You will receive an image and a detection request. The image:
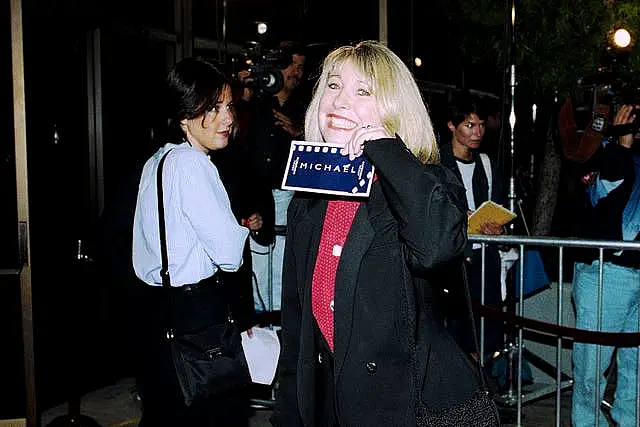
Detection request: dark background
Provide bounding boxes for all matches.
[1,0,512,420]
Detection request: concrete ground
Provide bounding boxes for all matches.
[40,376,586,427]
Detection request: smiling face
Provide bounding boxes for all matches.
[448,113,485,158]
[181,84,234,154]
[318,62,382,147]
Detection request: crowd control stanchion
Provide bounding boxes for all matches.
[45,241,102,427]
[267,237,274,314]
[251,225,288,411]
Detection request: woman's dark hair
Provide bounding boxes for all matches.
[162,57,231,141]
[447,91,488,128]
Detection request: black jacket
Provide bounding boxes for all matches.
[273,137,485,427]
[439,142,505,211]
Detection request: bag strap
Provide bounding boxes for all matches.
[157,149,173,289]
[156,149,175,332]
[155,148,233,332]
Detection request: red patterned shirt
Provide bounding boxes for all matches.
[311,200,361,351]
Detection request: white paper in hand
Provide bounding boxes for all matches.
[240,327,280,385]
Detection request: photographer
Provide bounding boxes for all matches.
[571,103,640,427]
[234,41,307,313]
[236,41,306,187]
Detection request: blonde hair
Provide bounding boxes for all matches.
[304,40,439,164]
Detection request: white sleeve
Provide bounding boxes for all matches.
[176,152,249,272]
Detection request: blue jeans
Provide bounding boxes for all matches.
[251,189,294,311]
[572,261,640,427]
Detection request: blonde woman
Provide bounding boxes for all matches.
[274,41,491,426]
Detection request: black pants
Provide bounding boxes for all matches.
[136,275,250,427]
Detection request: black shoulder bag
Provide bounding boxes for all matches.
[414,265,501,426]
[156,150,250,407]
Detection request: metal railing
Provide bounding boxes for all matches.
[251,230,640,425]
[470,234,640,427]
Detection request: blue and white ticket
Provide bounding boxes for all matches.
[281,141,375,197]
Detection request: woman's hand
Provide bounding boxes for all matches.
[480,220,504,235]
[341,124,392,161]
[242,213,264,231]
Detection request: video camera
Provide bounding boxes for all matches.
[237,44,286,95]
[589,85,640,139]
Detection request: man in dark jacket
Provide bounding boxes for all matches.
[235,41,307,312]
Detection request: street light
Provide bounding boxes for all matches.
[257,22,268,35]
[600,27,633,75]
[613,28,631,48]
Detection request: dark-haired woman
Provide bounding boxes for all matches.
[132,57,250,426]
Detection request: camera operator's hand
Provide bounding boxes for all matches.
[273,110,303,138]
[237,70,254,102]
[614,104,639,148]
[237,70,253,84]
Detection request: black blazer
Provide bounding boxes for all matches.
[274,138,486,427]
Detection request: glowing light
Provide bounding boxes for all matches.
[257,22,268,35]
[613,28,631,48]
[532,104,537,124]
[414,57,422,67]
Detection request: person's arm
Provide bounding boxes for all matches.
[599,105,638,181]
[584,105,638,210]
[176,151,249,272]
[273,109,304,138]
[363,137,468,272]
[272,199,304,427]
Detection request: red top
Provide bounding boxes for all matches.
[311,199,361,351]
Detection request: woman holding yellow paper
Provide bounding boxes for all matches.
[439,94,507,363]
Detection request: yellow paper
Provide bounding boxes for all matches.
[468,201,517,234]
